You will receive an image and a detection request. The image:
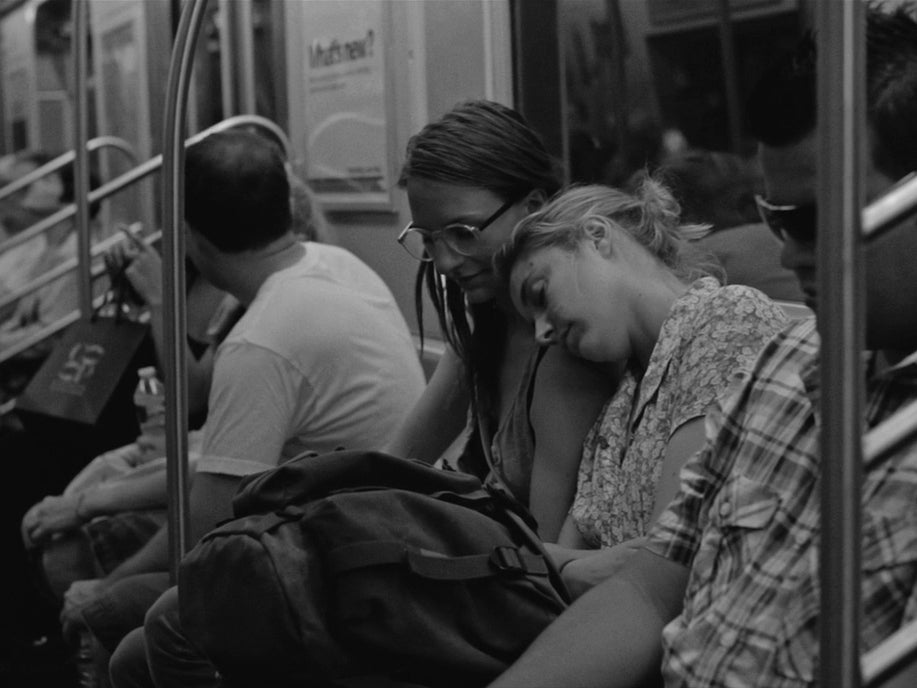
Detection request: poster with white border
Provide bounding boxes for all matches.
[301,0,392,209]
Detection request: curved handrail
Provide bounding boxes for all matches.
[204,114,294,161]
[160,0,208,577]
[0,136,138,202]
[0,115,293,258]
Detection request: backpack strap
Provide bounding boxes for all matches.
[327,541,551,581]
[474,345,571,605]
[499,503,572,604]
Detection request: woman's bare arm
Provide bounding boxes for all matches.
[384,346,469,463]
[527,348,616,541]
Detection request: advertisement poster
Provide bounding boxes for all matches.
[301,0,391,208]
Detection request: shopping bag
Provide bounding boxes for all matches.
[15,265,155,460]
[16,315,151,427]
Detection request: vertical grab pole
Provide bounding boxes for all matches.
[716,0,742,154]
[161,0,209,581]
[72,0,92,318]
[817,2,865,687]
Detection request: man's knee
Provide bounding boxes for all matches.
[144,585,179,650]
[110,626,154,688]
[144,586,221,688]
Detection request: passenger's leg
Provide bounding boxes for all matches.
[40,529,102,599]
[109,627,154,688]
[80,572,171,655]
[144,586,221,688]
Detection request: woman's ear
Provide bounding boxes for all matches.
[583,218,615,257]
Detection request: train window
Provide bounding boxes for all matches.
[559,0,805,187]
[647,12,801,156]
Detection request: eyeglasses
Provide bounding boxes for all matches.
[755,194,816,245]
[397,199,516,262]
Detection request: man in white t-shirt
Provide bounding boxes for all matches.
[62,130,425,663]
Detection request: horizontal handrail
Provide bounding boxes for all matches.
[0,310,80,366]
[862,618,917,686]
[0,116,292,257]
[863,172,917,239]
[864,397,917,469]
[0,228,160,313]
[0,232,158,366]
[0,136,138,202]
[849,171,917,688]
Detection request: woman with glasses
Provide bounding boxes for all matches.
[496,182,788,595]
[387,100,617,542]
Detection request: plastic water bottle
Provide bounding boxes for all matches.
[76,629,99,688]
[133,366,165,433]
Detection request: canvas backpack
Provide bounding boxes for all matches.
[178,449,570,688]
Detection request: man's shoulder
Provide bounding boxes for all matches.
[224,243,408,354]
[759,317,819,366]
[733,316,819,403]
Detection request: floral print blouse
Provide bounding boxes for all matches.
[570,277,789,548]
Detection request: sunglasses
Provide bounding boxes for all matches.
[755,194,817,245]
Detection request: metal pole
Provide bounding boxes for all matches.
[817,2,865,686]
[72,0,92,318]
[717,0,743,154]
[235,0,257,115]
[161,0,210,582]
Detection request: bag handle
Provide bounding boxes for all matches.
[94,244,146,323]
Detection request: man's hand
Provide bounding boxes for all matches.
[135,425,166,456]
[60,578,106,644]
[105,230,163,307]
[21,494,85,547]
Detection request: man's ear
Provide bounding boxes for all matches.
[524,189,548,213]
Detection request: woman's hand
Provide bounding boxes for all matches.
[552,537,648,600]
[21,494,86,547]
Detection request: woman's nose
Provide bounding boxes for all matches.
[534,314,555,345]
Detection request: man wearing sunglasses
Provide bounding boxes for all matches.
[489,5,917,688]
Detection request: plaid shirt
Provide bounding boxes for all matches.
[646,317,917,687]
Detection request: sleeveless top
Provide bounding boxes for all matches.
[479,346,547,506]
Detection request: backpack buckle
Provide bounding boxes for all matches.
[490,546,525,574]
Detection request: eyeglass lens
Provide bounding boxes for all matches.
[401,224,480,260]
[758,201,817,244]
[399,198,515,261]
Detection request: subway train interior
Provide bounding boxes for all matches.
[1,0,917,686]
